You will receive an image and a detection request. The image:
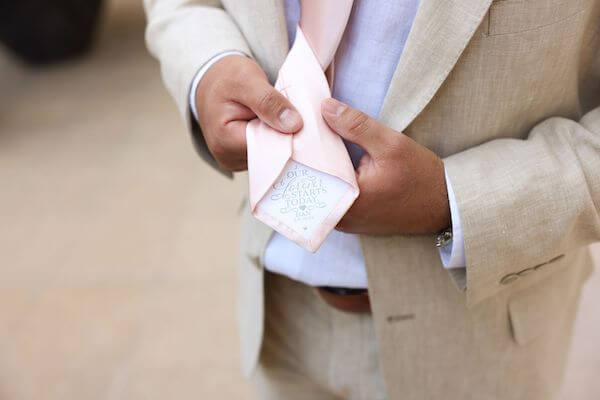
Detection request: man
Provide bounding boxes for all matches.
[144,0,600,398]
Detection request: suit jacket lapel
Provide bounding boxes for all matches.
[379,0,493,132]
[241,0,492,130]
[235,0,288,80]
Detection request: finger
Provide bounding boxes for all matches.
[221,101,256,122]
[210,120,248,171]
[224,120,248,157]
[321,98,390,159]
[235,80,303,133]
[336,208,364,234]
[335,190,364,233]
[355,153,373,178]
[336,210,355,232]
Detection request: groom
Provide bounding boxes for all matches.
[144,0,600,398]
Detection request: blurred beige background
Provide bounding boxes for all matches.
[0,0,598,399]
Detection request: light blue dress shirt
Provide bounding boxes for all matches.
[191,0,466,288]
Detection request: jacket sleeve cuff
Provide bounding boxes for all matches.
[438,169,466,269]
[189,50,249,122]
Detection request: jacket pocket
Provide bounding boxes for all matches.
[488,0,590,36]
[507,257,587,346]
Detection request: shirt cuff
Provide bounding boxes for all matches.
[189,50,248,122]
[439,169,466,269]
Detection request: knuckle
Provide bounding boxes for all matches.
[208,127,246,170]
[209,139,227,160]
[215,115,229,129]
[218,161,237,172]
[345,110,371,138]
[385,134,410,161]
[207,130,230,158]
[374,136,401,163]
[218,157,246,172]
[229,162,247,172]
[215,158,230,171]
[227,76,245,94]
[212,72,245,101]
[208,75,231,98]
[387,132,405,151]
[257,89,284,116]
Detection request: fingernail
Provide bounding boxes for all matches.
[322,98,346,118]
[279,108,302,130]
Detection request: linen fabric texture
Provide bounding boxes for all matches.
[144,0,600,398]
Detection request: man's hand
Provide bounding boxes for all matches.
[321,98,451,235]
[195,55,303,171]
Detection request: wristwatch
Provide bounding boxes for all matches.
[435,226,453,248]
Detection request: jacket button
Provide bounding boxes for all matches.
[500,273,519,285]
[517,267,535,277]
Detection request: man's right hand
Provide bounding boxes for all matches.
[195,55,303,172]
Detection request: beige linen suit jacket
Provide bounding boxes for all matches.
[144,0,600,398]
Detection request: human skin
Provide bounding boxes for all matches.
[196,57,450,234]
[320,98,450,234]
[195,55,303,172]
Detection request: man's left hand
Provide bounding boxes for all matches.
[321,98,451,235]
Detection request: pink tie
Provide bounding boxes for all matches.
[246,0,358,252]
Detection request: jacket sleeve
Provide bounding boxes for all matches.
[444,105,600,307]
[143,0,251,173]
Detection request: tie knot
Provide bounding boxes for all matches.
[299,0,354,70]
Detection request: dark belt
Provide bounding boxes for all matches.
[317,286,371,313]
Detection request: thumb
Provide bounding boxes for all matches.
[241,80,304,133]
[321,98,391,158]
